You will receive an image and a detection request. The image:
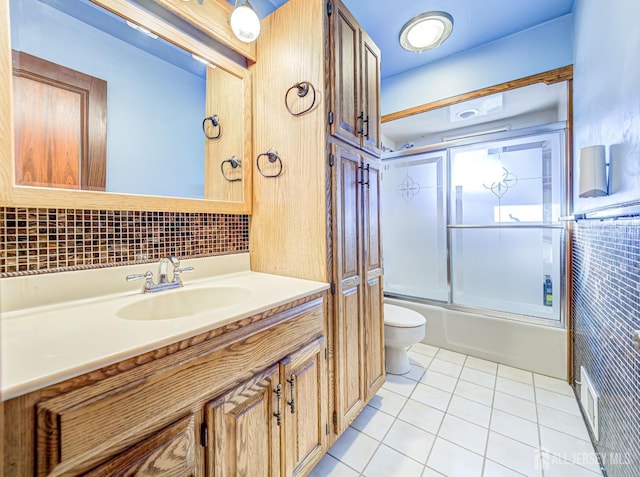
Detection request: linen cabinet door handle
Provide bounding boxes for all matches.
[361,164,370,188]
[273,384,283,426]
[287,375,296,414]
[357,112,364,136]
[358,164,368,186]
[363,115,370,139]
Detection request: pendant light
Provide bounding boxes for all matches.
[230,0,261,43]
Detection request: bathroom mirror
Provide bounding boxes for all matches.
[1,0,251,213]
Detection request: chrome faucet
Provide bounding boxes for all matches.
[158,256,178,284]
[126,255,194,293]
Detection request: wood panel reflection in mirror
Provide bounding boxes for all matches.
[1,0,252,213]
[12,50,107,191]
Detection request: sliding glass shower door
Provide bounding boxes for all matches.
[449,132,563,321]
[381,128,566,324]
[381,151,448,301]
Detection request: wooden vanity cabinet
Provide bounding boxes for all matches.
[206,365,282,477]
[281,337,328,477]
[205,337,327,477]
[3,294,328,477]
[330,0,381,157]
[84,414,199,476]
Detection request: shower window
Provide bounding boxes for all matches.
[381,128,566,323]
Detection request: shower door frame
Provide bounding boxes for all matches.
[382,121,570,329]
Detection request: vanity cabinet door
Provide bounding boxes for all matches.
[330,1,361,150]
[332,144,366,435]
[360,32,381,157]
[282,337,328,477]
[84,414,198,477]
[331,144,385,433]
[362,158,385,400]
[329,0,381,157]
[204,365,282,477]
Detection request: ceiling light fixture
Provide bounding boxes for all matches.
[399,11,454,52]
[230,0,261,43]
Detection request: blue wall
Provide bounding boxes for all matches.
[571,4,640,474]
[381,14,574,116]
[11,0,206,198]
[572,0,640,211]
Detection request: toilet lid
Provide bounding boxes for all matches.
[384,304,426,328]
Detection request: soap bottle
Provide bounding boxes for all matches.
[543,275,553,307]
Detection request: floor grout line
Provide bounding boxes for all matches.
[319,344,602,477]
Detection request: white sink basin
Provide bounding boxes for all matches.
[117,286,252,321]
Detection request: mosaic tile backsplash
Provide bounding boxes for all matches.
[0,207,249,276]
[572,217,640,477]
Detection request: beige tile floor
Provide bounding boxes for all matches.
[310,344,604,477]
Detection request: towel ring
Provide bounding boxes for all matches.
[285,81,317,116]
[202,114,221,139]
[257,149,283,178]
[221,156,242,182]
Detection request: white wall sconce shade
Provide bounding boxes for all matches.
[579,145,608,197]
[230,0,261,43]
[399,11,454,52]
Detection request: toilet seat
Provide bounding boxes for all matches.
[384,304,425,327]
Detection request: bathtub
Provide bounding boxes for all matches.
[385,298,568,380]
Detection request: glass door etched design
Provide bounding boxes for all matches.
[381,151,448,301]
[449,132,564,321]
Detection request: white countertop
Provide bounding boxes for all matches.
[1,254,328,400]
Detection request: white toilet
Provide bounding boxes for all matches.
[384,303,426,375]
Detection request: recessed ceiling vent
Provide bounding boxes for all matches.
[450,93,503,122]
[456,108,479,120]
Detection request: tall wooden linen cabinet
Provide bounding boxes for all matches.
[250,0,385,455]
